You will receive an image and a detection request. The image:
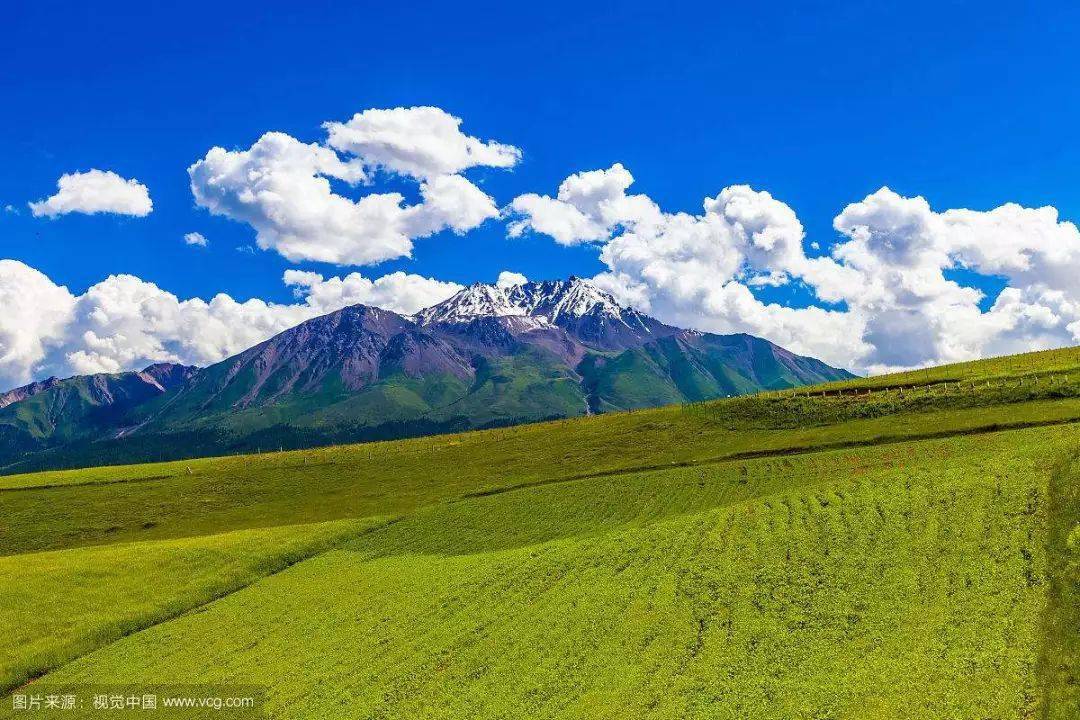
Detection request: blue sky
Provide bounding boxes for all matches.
[3,0,1080,385]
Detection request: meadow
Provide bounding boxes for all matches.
[2,346,1078,718]
[0,518,384,693]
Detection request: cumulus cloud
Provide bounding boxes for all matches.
[507,163,657,245]
[324,106,521,180]
[183,232,208,247]
[282,269,461,316]
[827,187,1080,372]
[0,260,462,389]
[509,165,863,366]
[0,261,77,387]
[403,173,499,237]
[189,107,519,266]
[29,170,152,218]
[511,166,1080,373]
[189,132,396,265]
[496,271,528,288]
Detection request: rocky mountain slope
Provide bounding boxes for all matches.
[0,278,853,472]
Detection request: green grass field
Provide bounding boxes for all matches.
[2,347,1079,718]
[0,518,385,693]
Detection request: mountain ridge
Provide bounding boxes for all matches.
[0,278,854,472]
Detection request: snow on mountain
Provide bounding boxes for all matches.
[417,276,646,329]
[416,282,529,324]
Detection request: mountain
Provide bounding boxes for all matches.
[417,277,674,351]
[0,376,63,409]
[0,364,197,465]
[580,331,852,412]
[0,278,853,472]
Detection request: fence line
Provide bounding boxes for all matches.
[736,371,1076,402]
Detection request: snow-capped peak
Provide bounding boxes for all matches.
[416,282,528,325]
[510,277,625,322]
[417,277,630,326]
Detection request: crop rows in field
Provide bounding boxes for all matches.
[0,518,385,694]
[25,426,1074,719]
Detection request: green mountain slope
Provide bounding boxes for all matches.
[582,332,844,411]
[0,365,194,462]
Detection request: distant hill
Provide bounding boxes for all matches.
[0,277,852,472]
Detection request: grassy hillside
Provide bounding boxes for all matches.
[1,346,1079,718]
[0,518,383,693]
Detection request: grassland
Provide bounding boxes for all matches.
[2,346,1079,718]
[0,518,384,693]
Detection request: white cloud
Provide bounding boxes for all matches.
[189,131,399,265]
[0,261,77,388]
[827,187,1080,372]
[323,106,521,180]
[509,165,863,366]
[507,163,659,245]
[29,170,152,218]
[512,167,1080,373]
[183,232,208,247]
[507,193,607,245]
[496,271,528,288]
[189,107,518,266]
[402,173,499,237]
[0,260,462,389]
[282,269,462,316]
